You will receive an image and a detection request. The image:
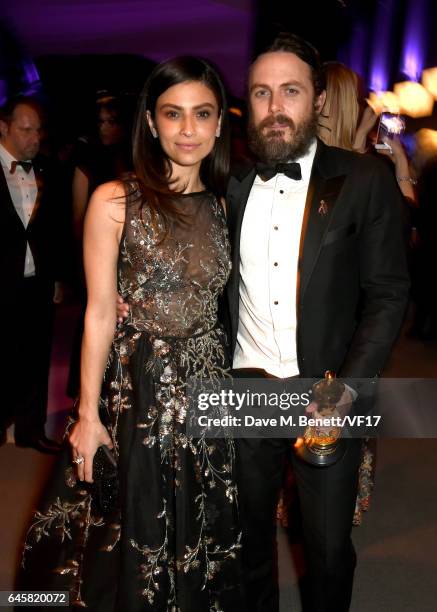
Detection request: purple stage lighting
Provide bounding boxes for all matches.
[0,80,7,106]
[22,59,40,88]
[338,21,368,79]
[2,0,253,97]
[401,0,429,81]
[369,0,396,92]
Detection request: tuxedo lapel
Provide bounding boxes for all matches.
[226,166,257,349]
[0,166,25,230]
[28,164,44,227]
[297,142,346,311]
[0,160,44,231]
[227,168,257,268]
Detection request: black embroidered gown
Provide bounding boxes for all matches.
[19,191,242,611]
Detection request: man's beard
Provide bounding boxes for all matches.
[247,108,318,163]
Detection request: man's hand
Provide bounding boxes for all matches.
[116,294,130,323]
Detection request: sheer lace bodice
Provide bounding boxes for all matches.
[118,191,231,338]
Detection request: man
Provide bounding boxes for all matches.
[225,33,409,611]
[0,96,64,453]
[116,33,409,611]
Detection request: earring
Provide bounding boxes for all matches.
[216,129,221,138]
[151,128,158,139]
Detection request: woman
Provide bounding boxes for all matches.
[19,58,242,611]
[317,61,360,150]
[72,94,134,246]
[67,94,135,398]
[318,62,417,202]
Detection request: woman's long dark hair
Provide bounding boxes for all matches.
[128,56,230,225]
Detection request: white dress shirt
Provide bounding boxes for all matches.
[0,142,37,277]
[233,139,317,377]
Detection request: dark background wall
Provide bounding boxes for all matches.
[1,0,436,140]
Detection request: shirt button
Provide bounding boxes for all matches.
[274,262,278,267]
[279,189,284,194]
[274,225,278,231]
[274,300,278,305]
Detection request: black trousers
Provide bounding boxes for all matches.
[2,276,54,441]
[233,370,362,612]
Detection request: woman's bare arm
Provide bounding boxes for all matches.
[69,180,125,482]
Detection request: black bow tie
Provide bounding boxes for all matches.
[256,161,302,182]
[10,160,33,174]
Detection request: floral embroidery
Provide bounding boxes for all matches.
[21,191,241,610]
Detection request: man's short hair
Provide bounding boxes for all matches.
[260,32,326,97]
[0,95,44,125]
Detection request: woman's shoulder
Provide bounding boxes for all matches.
[92,179,126,201]
[88,180,126,225]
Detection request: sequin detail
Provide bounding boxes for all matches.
[21,190,241,610]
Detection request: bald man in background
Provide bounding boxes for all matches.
[0,96,65,453]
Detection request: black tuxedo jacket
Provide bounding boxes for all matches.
[225,140,410,379]
[0,154,65,292]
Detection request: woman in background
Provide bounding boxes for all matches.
[72,94,134,245]
[67,95,136,398]
[319,61,417,202]
[317,61,360,150]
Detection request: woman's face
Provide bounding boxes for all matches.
[148,81,221,173]
[98,109,124,145]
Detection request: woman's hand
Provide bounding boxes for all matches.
[69,415,113,482]
[353,106,379,152]
[377,136,407,168]
[377,137,417,204]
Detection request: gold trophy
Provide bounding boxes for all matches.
[294,371,347,466]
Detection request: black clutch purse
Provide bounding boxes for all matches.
[90,445,119,515]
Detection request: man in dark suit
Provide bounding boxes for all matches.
[0,96,63,453]
[226,34,409,611]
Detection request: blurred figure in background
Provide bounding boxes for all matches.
[0,96,65,453]
[317,61,360,150]
[72,94,135,265]
[68,94,135,397]
[318,61,417,204]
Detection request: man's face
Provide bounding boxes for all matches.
[0,104,42,160]
[248,51,326,162]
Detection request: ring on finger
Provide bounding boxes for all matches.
[73,455,85,465]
